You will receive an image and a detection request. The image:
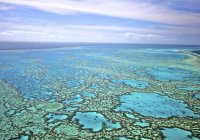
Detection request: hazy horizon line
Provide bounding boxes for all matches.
[0,41,200,46]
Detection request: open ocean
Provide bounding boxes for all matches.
[0,42,200,140]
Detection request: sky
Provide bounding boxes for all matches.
[0,0,200,44]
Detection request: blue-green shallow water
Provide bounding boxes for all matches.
[115,92,199,118]
[0,43,200,139]
[194,94,200,100]
[72,112,121,132]
[161,127,199,140]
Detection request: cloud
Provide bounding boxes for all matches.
[0,4,14,11]
[0,0,199,25]
[123,32,161,40]
[0,21,199,44]
[1,21,199,36]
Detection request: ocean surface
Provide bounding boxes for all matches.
[0,42,200,140]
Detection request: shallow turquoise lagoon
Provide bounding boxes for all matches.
[194,94,200,100]
[19,135,29,140]
[146,67,198,82]
[64,94,83,104]
[79,91,96,97]
[117,136,132,140]
[161,127,199,140]
[0,43,200,139]
[112,79,149,89]
[72,112,121,132]
[133,120,149,127]
[178,87,200,91]
[115,92,198,118]
[47,113,67,123]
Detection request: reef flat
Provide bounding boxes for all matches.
[0,44,200,139]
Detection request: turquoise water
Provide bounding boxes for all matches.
[161,127,199,140]
[79,91,96,97]
[112,79,149,89]
[146,67,198,82]
[115,92,198,118]
[195,94,200,100]
[72,112,121,132]
[125,113,138,119]
[117,137,132,140]
[64,94,83,104]
[133,120,149,127]
[19,135,29,140]
[0,43,200,139]
[47,113,67,123]
[178,87,200,91]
